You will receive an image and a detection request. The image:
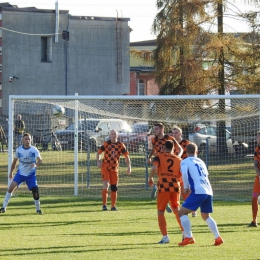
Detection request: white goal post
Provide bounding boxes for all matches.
[4,94,260,201]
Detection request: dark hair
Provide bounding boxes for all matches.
[186,142,197,154]
[164,140,173,150]
[154,123,164,129]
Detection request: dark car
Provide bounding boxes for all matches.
[55,118,131,151]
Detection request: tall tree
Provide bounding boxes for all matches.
[152,0,211,95]
[152,0,260,95]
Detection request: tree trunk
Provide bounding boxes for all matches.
[217,0,228,157]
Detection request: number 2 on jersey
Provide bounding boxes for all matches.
[167,159,174,172]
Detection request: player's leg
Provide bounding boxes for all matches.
[151,183,158,199]
[101,169,110,210]
[102,180,109,210]
[27,175,42,214]
[157,192,170,244]
[201,195,223,246]
[169,192,183,233]
[0,177,20,213]
[110,172,118,211]
[178,193,205,246]
[249,176,260,227]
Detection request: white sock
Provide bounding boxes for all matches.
[205,217,220,239]
[3,192,12,208]
[180,215,192,238]
[34,199,40,211]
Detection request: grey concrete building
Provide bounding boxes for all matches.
[0,2,130,115]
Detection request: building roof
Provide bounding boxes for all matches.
[130,66,154,72]
[0,2,130,21]
[130,40,156,46]
[70,16,130,22]
[0,2,16,8]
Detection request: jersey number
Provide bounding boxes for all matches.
[167,159,174,172]
[195,163,206,177]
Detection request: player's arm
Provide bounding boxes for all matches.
[254,159,260,177]
[148,156,159,186]
[96,144,105,168]
[180,161,190,194]
[33,156,42,168]
[174,138,183,157]
[124,155,131,175]
[148,165,157,186]
[147,147,155,164]
[96,151,102,168]
[9,158,18,179]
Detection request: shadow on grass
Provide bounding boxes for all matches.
[0,219,102,230]
[0,245,153,257]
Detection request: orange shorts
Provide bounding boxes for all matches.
[157,191,180,211]
[253,175,260,193]
[101,169,118,185]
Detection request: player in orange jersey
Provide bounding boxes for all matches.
[169,126,197,217]
[148,123,183,213]
[149,140,183,244]
[96,130,131,211]
[147,123,183,164]
[248,131,260,227]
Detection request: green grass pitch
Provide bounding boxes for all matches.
[0,196,258,260]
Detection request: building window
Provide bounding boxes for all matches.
[41,37,52,62]
[137,79,145,95]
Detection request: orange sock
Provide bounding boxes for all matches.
[102,189,108,206]
[111,191,117,208]
[173,208,184,231]
[158,214,167,236]
[252,197,258,223]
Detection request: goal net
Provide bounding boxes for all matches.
[2,94,260,201]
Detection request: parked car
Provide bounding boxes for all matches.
[107,122,153,153]
[188,125,235,155]
[55,118,131,151]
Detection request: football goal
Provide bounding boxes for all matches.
[3,94,260,201]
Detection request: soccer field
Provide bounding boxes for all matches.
[0,197,257,260]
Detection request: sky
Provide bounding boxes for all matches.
[5,0,260,42]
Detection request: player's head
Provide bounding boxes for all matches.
[164,140,174,152]
[109,129,118,142]
[186,142,197,156]
[153,123,164,137]
[257,131,260,144]
[171,126,182,141]
[22,133,32,148]
[17,114,22,120]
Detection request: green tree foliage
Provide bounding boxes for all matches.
[151,0,260,95]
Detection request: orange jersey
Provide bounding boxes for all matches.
[98,140,129,172]
[179,139,190,159]
[152,135,179,155]
[153,152,182,193]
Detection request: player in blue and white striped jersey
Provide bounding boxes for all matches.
[178,142,223,246]
[0,133,43,214]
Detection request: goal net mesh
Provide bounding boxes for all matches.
[2,95,259,202]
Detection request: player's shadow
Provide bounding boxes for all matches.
[0,245,148,256]
[0,219,102,230]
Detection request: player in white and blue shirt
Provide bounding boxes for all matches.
[178,142,223,246]
[0,133,43,214]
